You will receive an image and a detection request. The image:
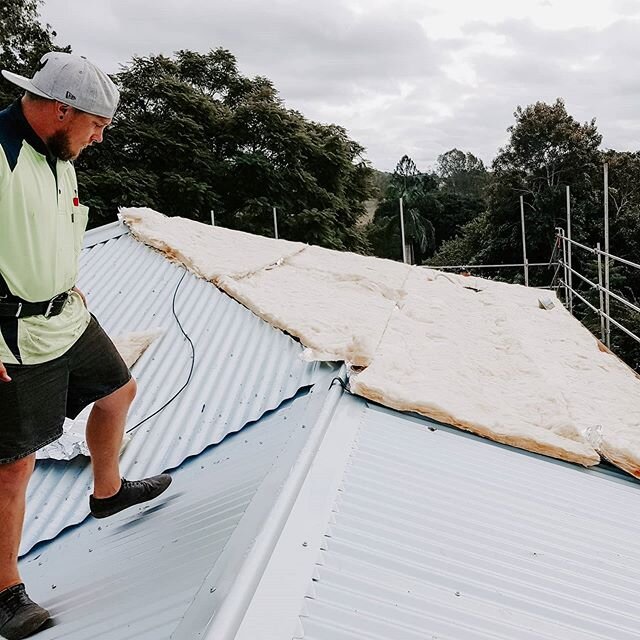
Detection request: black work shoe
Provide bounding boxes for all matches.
[89,474,172,519]
[0,583,50,640]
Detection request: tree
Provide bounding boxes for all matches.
[367,153,486,263]
[393,154,420,196]
[600,151,640,252]
[428,211,493,267]
[436,148,488,198]
[429,100,640,371]
[0,0,70,106]
[431,190,486,253]
[589,150,640,369]
[492,100,601,265]
[367,155,441,263]
[77,49,373,252]
[432,100,602,282]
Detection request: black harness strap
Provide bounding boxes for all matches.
[0,271,21,364]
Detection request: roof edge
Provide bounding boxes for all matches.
[82,220,129,249]
[235,390,366,640]
[169,367,344,640]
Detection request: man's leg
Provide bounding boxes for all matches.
[85,377,137,498]
[0,454,49,639]
[0,455,34,592]
[84,377,171,518]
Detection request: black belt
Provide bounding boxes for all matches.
[0,292,69,319]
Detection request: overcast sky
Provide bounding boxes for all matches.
[40,0,640,172]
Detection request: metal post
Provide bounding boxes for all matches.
[566,186,573,314]
[210,209,215,226]
[596,242,606,343]
[273,206,278,240]
[520,196,529,286]
[399,197,407,264]
[560,228,569,304]
[603,163,611,348]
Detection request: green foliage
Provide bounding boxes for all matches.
[590,151,640,369]
[367,153,486,263]
[367,155,439,262]
[392,154,420,196]
[370,169,392,199]
[429,209,492,267]
[0,0,70,105]
[430,100,640,370]
[76,49,373,251]
[432,100,602,276]
[490,99,601,264]
[437,148,488,198]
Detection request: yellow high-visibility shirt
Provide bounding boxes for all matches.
[0,100,90,365]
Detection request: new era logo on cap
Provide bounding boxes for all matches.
[1,52,120,119]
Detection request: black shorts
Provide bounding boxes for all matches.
[0,314,131,464]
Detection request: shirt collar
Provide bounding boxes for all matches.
[8,99,56,161]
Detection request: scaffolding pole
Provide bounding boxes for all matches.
[519,196,529,286]
[603,163,611,348]
[566,186,573,314]
[596,242,606,343]
[399,197,407,264]
[560,228,569,304]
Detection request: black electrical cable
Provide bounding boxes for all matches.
[329,376,349,391]
[126,269,195,433]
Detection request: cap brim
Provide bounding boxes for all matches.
[1,70,53,99]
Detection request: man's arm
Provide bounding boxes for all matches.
[0,361,11,383]
[0,139,12,383]
[73,286,87,307]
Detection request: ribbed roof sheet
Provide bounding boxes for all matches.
[22,227,321,554]
[20,387,324,640]
[20,224,640,640]
[297,401,640,640]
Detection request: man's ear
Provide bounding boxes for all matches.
[55,101,72,121]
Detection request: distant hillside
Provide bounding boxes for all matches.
[371,169,392,198]
[357,169,392,226]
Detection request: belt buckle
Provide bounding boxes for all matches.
[43,299,55,318]
[15,302,22,318]
[44,293,68,318]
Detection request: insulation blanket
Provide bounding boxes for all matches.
[121,207,640,476]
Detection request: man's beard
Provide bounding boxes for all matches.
[46,129,78,161]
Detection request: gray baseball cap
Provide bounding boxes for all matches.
[2,52,120,119]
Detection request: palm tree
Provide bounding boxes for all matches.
[368,155,441,263]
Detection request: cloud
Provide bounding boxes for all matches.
[611,0,640,17]
[464,17,640,155]
[38,0,640,170]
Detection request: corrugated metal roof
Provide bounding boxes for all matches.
[22,229,322,555]
[19,385,327,640]
[296,400,640,640]
[19,353,640,640]
[82,220,129,248]
[20,223,640,640]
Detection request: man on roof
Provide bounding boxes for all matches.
[0,52,172,639]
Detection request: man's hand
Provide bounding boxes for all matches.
[73,286,87,307]
[0,360,11,383]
